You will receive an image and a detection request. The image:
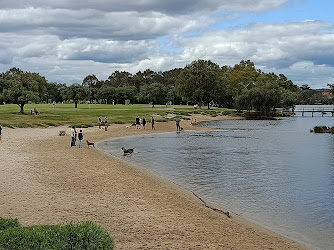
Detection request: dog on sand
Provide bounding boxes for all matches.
[86,140,95,148]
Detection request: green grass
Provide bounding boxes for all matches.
[0,218,21,231]
[0,103,237,128]
[0,219,114,250]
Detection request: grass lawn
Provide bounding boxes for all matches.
[0,103,237,128]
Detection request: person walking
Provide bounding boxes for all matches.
[176,118,181,132]
[99,116,102,129]
[78,129,84,148]
[71,126,76,147]
[151,116,155,130]
[142,117,146,129]
[0,125,2,143]
[104,116,108,131]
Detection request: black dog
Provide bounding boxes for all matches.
[86,140,95,148]
[122,147,134,156]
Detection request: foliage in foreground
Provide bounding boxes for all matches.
[0,219,114,250]
[0,218,21,231]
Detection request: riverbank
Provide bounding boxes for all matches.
[0,115,308,249]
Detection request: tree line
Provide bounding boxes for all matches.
[0,59,332,115]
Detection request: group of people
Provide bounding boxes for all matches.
[135,116,155,130]
[70,126,84,148]
[30,107,39,115]
[68,114,195,147]
[99,116,108,131]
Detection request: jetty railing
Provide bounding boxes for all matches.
[291,108,334,117]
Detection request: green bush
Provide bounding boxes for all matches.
[329,127,334,134]
[222,110,238,116]
[0,218,21,231]
[313,126,328,133]
[0,221,114,250]
[175,111,190,116]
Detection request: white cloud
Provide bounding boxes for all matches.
[0,0,334,88]
[0,0,288,13]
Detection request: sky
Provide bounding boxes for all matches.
[0,0,333,88]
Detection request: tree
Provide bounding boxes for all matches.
[106,71,132,88]
[96,86,117,104]
[62,84,90,108]
[235,83,281,115]
[176,59,222,109]
[1,68,47,113]
[116,86,137,104]
[82,74,101,88]
[227,60,260,97]
[148,83,167,107]
[46,82,66,103]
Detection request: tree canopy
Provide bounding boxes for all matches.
[176,59,222,109]
[1,59,324,116]
[0,68,47,113]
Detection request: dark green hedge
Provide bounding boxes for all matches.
[0,220,114,250]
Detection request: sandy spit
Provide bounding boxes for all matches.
[0,115,309,249]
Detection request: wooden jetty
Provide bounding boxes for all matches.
[292,108,334,117]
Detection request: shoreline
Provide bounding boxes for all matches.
[0,115,309,249]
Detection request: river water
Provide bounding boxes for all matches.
[97,106,334,249]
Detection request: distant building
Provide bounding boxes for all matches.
[316,88,332,97]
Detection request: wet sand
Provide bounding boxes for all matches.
[0,116,309,249]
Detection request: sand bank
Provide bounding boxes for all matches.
[0,116,309,249]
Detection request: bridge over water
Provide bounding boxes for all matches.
[292,108,334,117]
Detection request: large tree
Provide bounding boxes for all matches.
[176,59,222,109]
[1,68,47,113]
[62,84,90,108]
[46,82,66,103]
[96,86,117,104]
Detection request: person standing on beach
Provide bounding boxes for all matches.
[105,116,108,131]
[71,126,76,147]
[0,125,2,143]
[151,116,155,130]
[142,117,146,129]
[176,118,181,132]
[99,116,102,129]
[136,116,140,129]
[78,129,84,148]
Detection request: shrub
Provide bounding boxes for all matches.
[0,218,21,231]
[313,126,328,133]
[175,111,190,116]
[222,110,238,116]
[329,127,334,134]
[0,221,114,250]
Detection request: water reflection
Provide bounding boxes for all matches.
[98,115,334,249]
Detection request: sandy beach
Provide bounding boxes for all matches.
[0,116,309,249]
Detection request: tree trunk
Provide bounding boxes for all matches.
[19,103,24,114]
[75,101,78,108]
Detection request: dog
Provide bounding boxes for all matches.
[126,123,136,129]
[122,147,134,156]
[86,140,95,148]
[59,130,66,136]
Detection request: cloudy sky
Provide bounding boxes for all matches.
[0,0,333,88]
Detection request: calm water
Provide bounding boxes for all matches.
[97,106,334,249]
